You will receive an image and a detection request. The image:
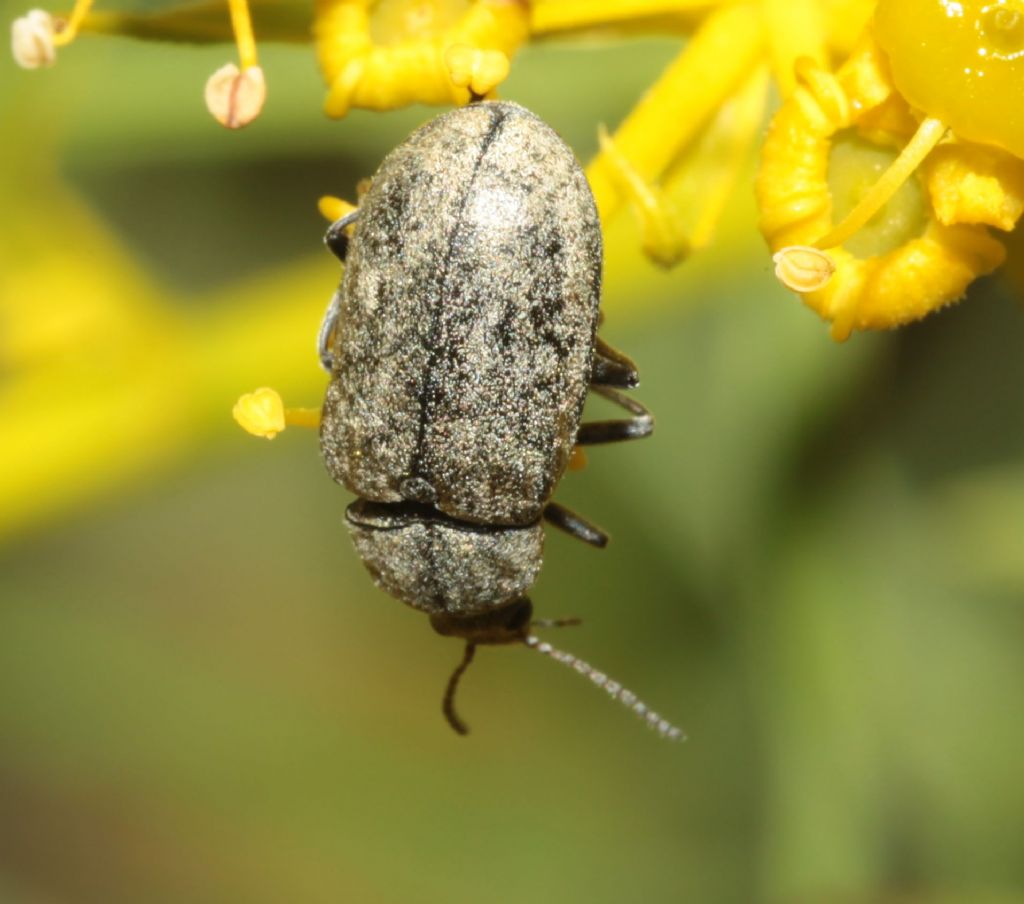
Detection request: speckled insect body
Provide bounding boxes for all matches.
[319,101,682,740]
[321,103,599,526]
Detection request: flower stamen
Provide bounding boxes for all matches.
[234,388,320,439]
[227,0,258,69]
[51,0,93,46]
[205,0,265,128]
[772,245,836,292]
[597,124,690,268]
[757,38,1008,341]
[318,195,359,223]
[814,116,948,250]
[584,4,764,225]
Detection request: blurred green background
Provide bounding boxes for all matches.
[3,7,1024,902]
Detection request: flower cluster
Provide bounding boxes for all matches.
[9,0,1024,354]
[762,1,1024,339]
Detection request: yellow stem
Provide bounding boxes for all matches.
[815,117,947,250]
[672,64,769,249]
[597,125,664,221]
[531,0,726,33]
[228,0,258,68]
[761,0,826,97]
[52,0,94,44]
[585,4,763,224]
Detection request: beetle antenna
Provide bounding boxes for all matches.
[524,635,685,741]
[531,616,582,629]
[442,642,477,736]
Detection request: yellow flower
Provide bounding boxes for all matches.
[10,0,528,127]
[537,0,875,263]
[315,0,528,118]
[9,0,870,252]
[757,6,1024,340]
[9,0,1023,358]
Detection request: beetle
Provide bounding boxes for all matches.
[318,100,682,740]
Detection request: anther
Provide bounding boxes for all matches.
[233,388,320,438]
[205,63,266,130]
[772,245,836,292]
[11,9,55,67]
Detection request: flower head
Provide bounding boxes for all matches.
[757,28,1024,340]
[314,0,528,118]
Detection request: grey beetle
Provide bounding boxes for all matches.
[318,101,682,740]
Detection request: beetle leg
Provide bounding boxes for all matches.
[543,501,608,549]
[324,208,360,261]
[591,335,639,388]
[576,385,653,445]
[317,287,344,373]
[318,208,361,371]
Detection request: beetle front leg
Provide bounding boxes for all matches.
[318,207,361,372]
[325,208,360,261]
[576,385,653,445]
[317,288,344,373]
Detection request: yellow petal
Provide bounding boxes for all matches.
[923,143,1024,232]
[586,4,764,224]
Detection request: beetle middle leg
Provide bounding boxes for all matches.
[591,335,640,388]
[576,385,653,445]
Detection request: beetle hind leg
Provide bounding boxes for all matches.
[543,501,608,548]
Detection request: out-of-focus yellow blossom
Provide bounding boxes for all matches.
[10,0,874,258]
[10,0,529,126]
[2,109,695,536]
[758,1,1024,340]
[0,129,333,538]
[315,0,528,118]
[555,1,875,262]
[22,0,1018,320]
